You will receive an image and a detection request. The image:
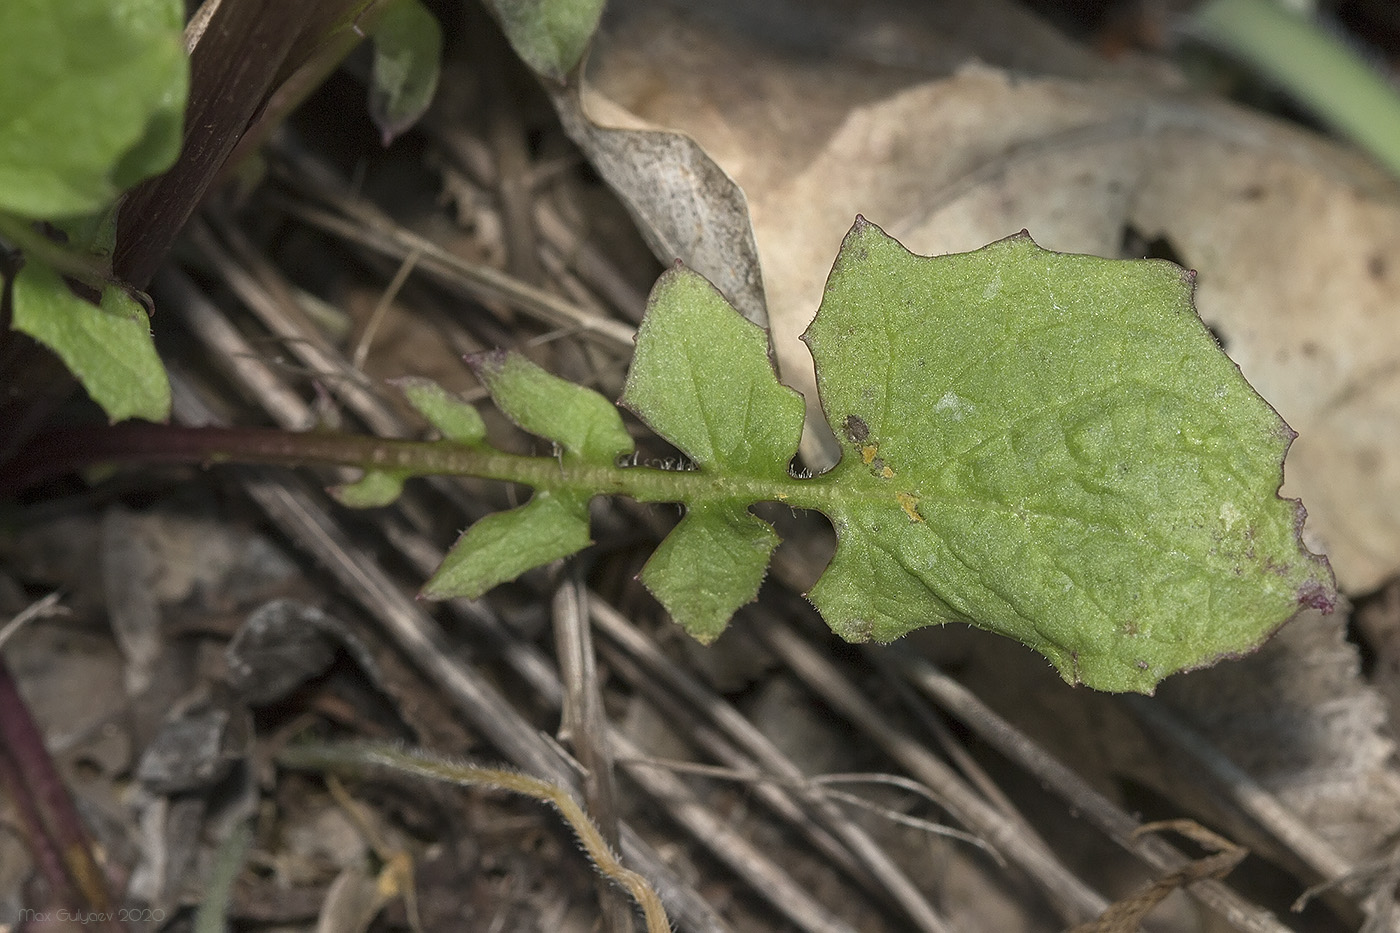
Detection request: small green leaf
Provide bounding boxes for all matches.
[622,267,805,641]
[331,469,409,508]
[802,218,1334,692]
[471,350,632,465]
[0,0,188,218]
[640,506,779,643]
[421,491,591,600]
[12,260,170,422]
[622,267,805,480]
[368,0,442,145]
[393,376,487,444]
[489,0,606,81]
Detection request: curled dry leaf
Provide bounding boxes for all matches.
[548,76,769,327]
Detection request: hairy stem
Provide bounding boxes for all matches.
[277,741,672,933]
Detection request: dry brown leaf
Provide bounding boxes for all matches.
[550,83,768,327]
[577,1,1400,592]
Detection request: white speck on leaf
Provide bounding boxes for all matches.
[935,391,972,420]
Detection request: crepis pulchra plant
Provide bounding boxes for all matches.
[9,218,1336,694]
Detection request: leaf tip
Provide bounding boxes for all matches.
[465,348,509,378]
[1297,575,1337,613]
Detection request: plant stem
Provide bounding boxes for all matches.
[0,212,114,287]
[3,422,847,513]
[192,819,253,933]
[0,660,125,933]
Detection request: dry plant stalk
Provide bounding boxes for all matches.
[1067,820,1246,933]
[276,740,671,933]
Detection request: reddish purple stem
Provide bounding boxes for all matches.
[0,660,126,933]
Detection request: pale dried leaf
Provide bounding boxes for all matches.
[550,84,768,326]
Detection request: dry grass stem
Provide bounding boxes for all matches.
[277,741,671,933]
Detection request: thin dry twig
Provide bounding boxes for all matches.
[1123,695,1355,882]
[894,653,1301,933]
[596,629,882,882]
[186,220,406,436]
[1067,820,1247,933]
[605,726,862,933]
[533,198,649,323]
[552,576,633,933]
[266,156,637,349]
[618,756,998,856]
[754,617,1111,927]
[592,599,955,933]
[0,592,69,653]
[1293,840,1400,932]
[352,245,423,372]
[866,648,1031,827]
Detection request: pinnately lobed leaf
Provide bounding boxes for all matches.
[801,218,1334,692]
[406,220,1334,693]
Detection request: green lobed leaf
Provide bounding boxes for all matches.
[330,469,409,508]
[12,260,171,422]
[640,506,780,643]
[622,267,805,480]
[471,350,632,465]
[367,0,443,145]
[488,0,606,81]
[622,267,803,637]
[0,0,187,218]
[801,218,1334,693]
[421,491,591,600]
[393,376,487,444]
